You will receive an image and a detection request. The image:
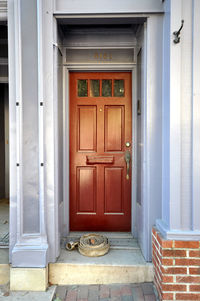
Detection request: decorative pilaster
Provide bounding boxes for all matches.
[156,0,200,240]
[8,0,48,267]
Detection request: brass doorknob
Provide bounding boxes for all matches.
[125,142,131,147]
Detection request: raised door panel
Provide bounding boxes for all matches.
[104,106,125,152]
[76,167,97,213]
[104,167,124,214]
[78,106,97,152]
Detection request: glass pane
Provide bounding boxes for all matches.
[78,80,88,97]
[90,80,100,97]
[114,80,124,97]
[102,80,112,97]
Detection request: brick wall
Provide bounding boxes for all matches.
[152,227,200,301]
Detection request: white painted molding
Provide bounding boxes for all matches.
[54,0,164,14]
[12,244,48,267]
[192,0,200,231]
[0,58,8,65]
[0,76,8,83]
[156,220,200,241]
[8,0,49,267]
[0,0,7,20]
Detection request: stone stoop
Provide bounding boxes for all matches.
[49,232,153,285]
[0,249,9,285]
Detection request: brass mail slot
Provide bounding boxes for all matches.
[86,156,114,164]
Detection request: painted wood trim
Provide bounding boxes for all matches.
[54,0,164,14]
[192,0,200,231]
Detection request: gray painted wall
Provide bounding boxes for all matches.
[136,16,163,261]
[20,0,40,234]
[4,84,9,198]
[54,23,63,252]
[54,0,164,14]
[0,83,8,199]
[0,84,5,199]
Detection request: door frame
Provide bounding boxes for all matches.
[62,64,137,236]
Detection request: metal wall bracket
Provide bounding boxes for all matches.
[137,99,141,116]
[173,20,184,44]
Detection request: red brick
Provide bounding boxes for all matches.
[190,285,200,292]
[66,290,77,301]
[189,250,200,257]
[155,268,160,278]
[161,267,187,274]
[100,285,109,298]
[162,292,174,300]
[157,233,173,248]
[77,286,88,299]
[156,232,162,245]
[162,249,187,257]
[162,258,173,266]
[176,293,200,300]
[120,285,132,296]
[174,241,199,249]
[153,254,158,266]
[155,266,162,281]
[161,284,186,291]
[152,227,157,237]
[155,253,161,266]
[175,258,200,266]
[110,287,121,297]
[152,257,156,267]
[176,276,200,283]
[156,248,161,259]
[161,240,173,248]
[162,275,174,283]
[153,239,160,252]
[190,268,200,275]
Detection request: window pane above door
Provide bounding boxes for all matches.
[114,80,124,97]
[102,79,112,97]
[90,80,100,97]
[78,79,88,97]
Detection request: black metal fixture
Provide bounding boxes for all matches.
[137,99,141,116]
[173,20,184,44]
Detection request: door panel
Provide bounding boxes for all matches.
[78,106,97,152]
[104,167,124,213]
[104,106,124,152]
[70,72,132,231]
[76,167,97,213]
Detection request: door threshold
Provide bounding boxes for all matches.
[61,232,139,251]
[68,231,133,239]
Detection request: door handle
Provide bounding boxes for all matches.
[124,150,131,180]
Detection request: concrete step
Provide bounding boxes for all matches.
[0,249,9,285]
[49,248,153,285]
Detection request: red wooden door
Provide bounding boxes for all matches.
[70,72,132,231]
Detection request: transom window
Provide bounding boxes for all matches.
[77,79,124,97]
